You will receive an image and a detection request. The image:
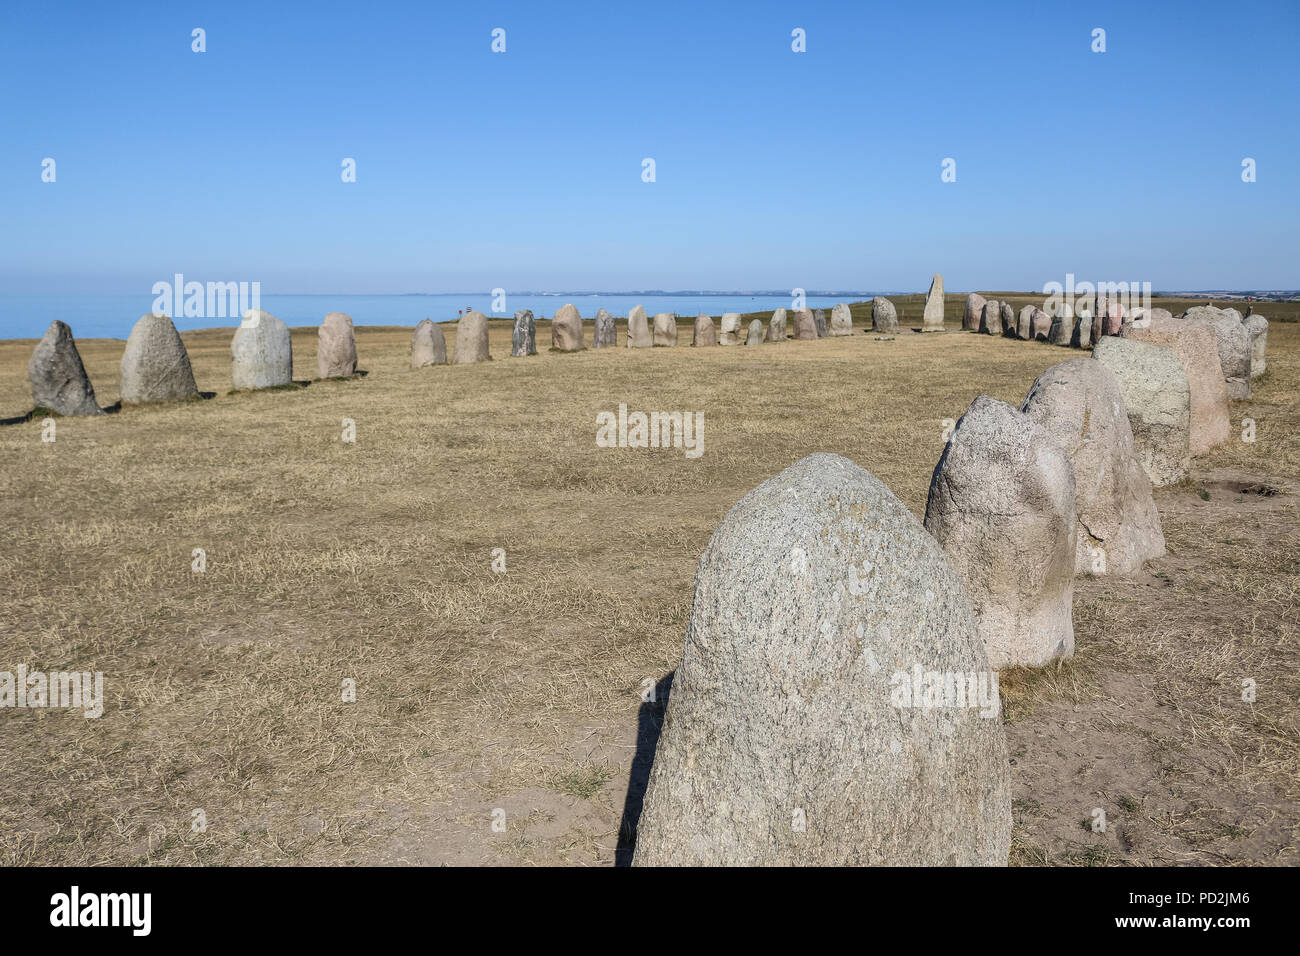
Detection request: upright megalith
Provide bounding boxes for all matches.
[813,309,828,338]
[1124,319,1230,455]
[719,312,743,346]
[316,312,358,378]
[830,303,853,336]
[924,397,1076,669]
[512,309,537,357]
[1070,313,1093,349]
[745,319,765,346]
[1180,308,1251,399]
[411,319,447,367]
[592,308,616,349]
[792,309,817,340]
[232,310,292,389]
[1243,313,1268,378]
[979,300,1001,335]
[921,274,945,331]
[766,308,788,342]
[1048,305,1072,346]
[453,310,491,364]
[120,313,199,404]
[999,302,1015,338]
[653,312,678,347]
[692,314,716,347]
[1092,337,1190,487]
[28,320,102,415]
[1020,360,1166,575]
[551,303,586,351]
[962,293,987,332]
[632,453,1012,866]
[871,297,898,333]
[626,305,653,348]
[1015,305,1034,341]
[1029,308,1052,342]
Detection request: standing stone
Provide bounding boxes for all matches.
[1070,314,1093,349]
[829,303,853,336]
[120,313,199,404]
[979,300,1001,335]
[924,397,1076,668]
[232,310,293,389]
[627,305,653,348]
[551,303,586,352]
[745,319,765,346]
[592,308,616,349]
[453,310,491,364]
[1092,337,1190,487]
[999,302,1016,337]
[719,313,744,346]
[1020,360,1166,575]
[871,297,898,333]
[1029,308,1052,341]
[922,274,945,331]
[1180,308,1251,399]
[767,308,788,342]
[653,312,678,347]
[411,319,447,367]
[316,312,358,378]
[512,310,537,357]
[692,314,716,347]
[1090,310,1104,348]
[28,320,102,415]
[1048,306,1072,346]
[632,453,1012,866]
[1123,319,1230,455]
[813,309,828,338]
[1243,314,1268,378]
[962,293,987,331]
[1102,302,1124,337]
[1016,305,1034,341]
[792,309,817,340]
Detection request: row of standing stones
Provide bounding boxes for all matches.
[23,286,1272,865]
[631,290,1272,865]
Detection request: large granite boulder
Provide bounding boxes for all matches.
[232,310,293,389]
[962,293,986,332]
[829,303,853,336]
[653,312,678,347]
[1092,337,1190,486]
[453,310,491,363]
[627,305,653,348]
[551,303,586,351]
[632,453,1012,866]
[922,274,945,331]
[1180,308,1251,399]
[871,297,898,333]
[1029,308,1052,341]
[925,397,1076,669]
[316,312,357,378]
[767,308,788,342]
[28,320,102,415]
[1020,360,1166,575]
[979,300,1001,335]
[692,314,717,347]
[411,319,448,367]
[513,310,538,356]
[120,313,199,404]
[1048,306,1072,346]
[1123,319,1230,455]
[792,309,817,340]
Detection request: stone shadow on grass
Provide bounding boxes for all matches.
[615,670,673,867]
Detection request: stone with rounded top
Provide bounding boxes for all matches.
[692,314,716,347]
[551,303,586,351]
[962,293,987,332]
[1092,337,1190,486]
[653,312,677,347]
[626,305,653,348]
[593,308,616,349]
[411,319,447,367]
[745,319,765,346]
[454,310,491,363]
[719,312,744,346]
[1123,318,1230,455]
[120,313,199,404]
[317,312,358,378]
[766,308,788,341]
[830,303,853,336]
[792,309,817,340]
[632,452,1012,866]
[232,309,293,389]
[512,310,537,357]
[872,297,898,333]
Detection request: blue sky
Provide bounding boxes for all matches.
[1,0,1297,295]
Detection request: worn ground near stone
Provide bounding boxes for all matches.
[1,296,1296,865]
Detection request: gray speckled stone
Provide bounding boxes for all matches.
[120,313,199,404]
[317,312,357,378]
[691,313,716,347]
[512,310,537,356]
[1092,337,1190,487]
[925,397,1076,669]
[28,321,102,415]
[1021,360,1165,575]
[632,453,1012,866]
[829,303,853,336]
[719,312,743,346]
[232,310,292,389]
[551,303,585,351]
[766,308,787,341]
[626,305,652,348]
[592,308,616,349]
[1243,313,1267,378]
[979,300,1001,335]
[745,318,765,345]
[872,297,898,333]
[411,319,447,367]
[453,310,491,363]
[652,312,677,347]
[922,274,945,331]
[813,309,828,337]
[963,293,986,332]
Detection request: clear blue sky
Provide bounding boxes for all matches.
[1,0,1296,295]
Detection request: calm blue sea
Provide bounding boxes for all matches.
[0,293,872,341]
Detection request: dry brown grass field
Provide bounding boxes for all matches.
[1,295,1296,866]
